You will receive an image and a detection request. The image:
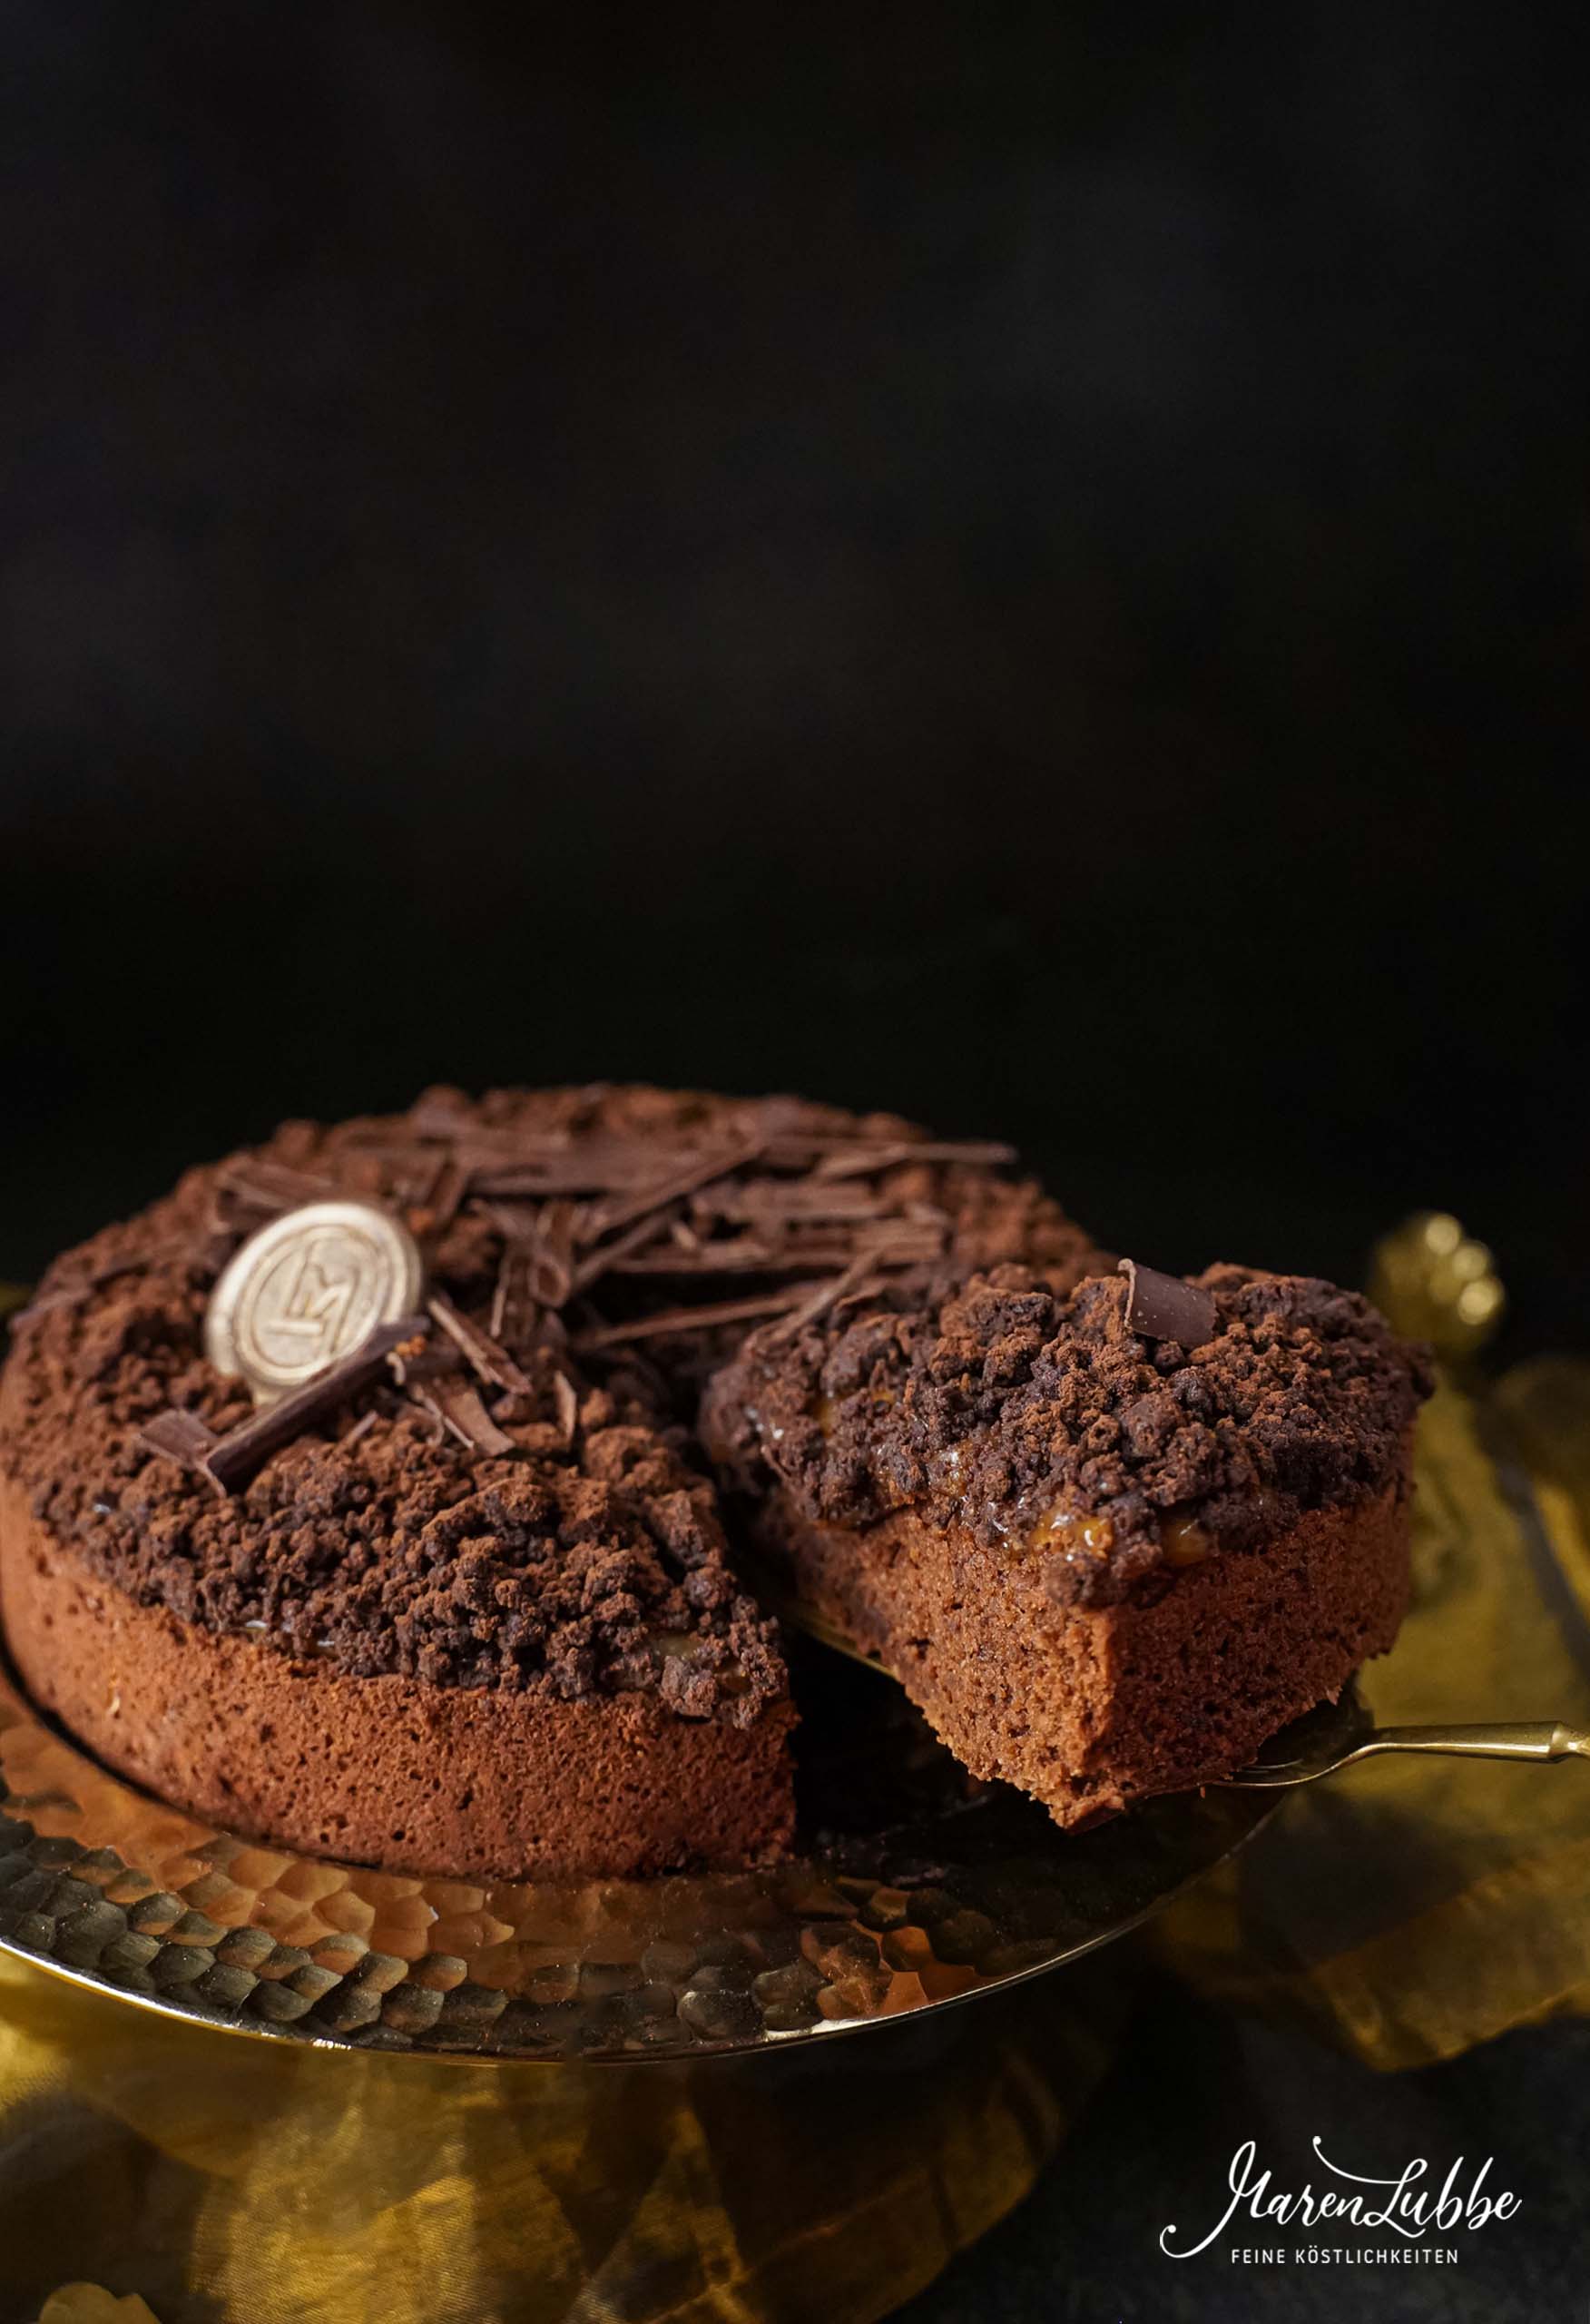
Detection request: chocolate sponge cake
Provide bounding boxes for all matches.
[0,1085,1101,1880]
[705,1262,1433,1827]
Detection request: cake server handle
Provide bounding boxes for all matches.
[1222,1719,1590,1788]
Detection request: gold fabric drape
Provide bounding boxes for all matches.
[1153,1362,1590,2065]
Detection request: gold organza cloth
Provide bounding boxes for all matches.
[3,1236,1587,2324]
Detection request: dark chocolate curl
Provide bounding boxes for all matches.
[414,1378,516,1456]
[427,1291,532,1394]
[1117,1259,1217,1347]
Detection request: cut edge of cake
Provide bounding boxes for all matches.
[741,1459,1412,1825]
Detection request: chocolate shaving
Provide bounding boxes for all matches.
[604,1236,782,1277]
[780,1136,1018,1176]
[463,1167,602,1198]
[487,1228,539,1346]
[573,1284,831,1350]
[855,1220,948,1260]
[465,1143,705,1197]
[605,1224,943,1276]
[1117,1260,1218,1348]
[521,1199,579,1305]
[139,1409,221,1473]
[427,1292,533,1393]
[411,1378,516,1456]
[405,1090,522,1144]
[580,1139,767,1244]
[412,1157,468,1235]
[481,1201,545,1242]
[404,1100,668,1173]
[553,1370,580,1447]
[213,1158,342,1217]
[384,1340,456,1386]
[489,1260,521,1343]
[766,1256,884,1343]
[569,1207,682,1294]
[201,1315,430,1492]
[701,1182,898,1224]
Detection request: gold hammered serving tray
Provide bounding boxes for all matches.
[0,1640,1305,2064]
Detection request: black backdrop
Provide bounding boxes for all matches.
[3,4,1585,1352]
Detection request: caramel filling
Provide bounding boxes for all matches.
[651,1630,751,1697]
[1026,1502,1218,1568]
[1026,1503,1115,1558]
[1159,1512,1214,1566]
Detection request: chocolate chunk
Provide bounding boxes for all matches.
[202,1314,429,1492]
[139,1409,221,1473]
[1117,1260,1217,1348]
[574,1283,837,1350]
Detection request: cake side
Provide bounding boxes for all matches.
[0,1477,796,1879]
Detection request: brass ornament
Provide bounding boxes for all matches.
[1369,1211,1505,1360]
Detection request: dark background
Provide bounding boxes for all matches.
[1,10,1586,2315]
[3,4,1585,1349]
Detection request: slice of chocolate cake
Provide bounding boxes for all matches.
[0,1086,1104,1880]
[704,1261,1433,1827]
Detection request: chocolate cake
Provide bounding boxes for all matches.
[0,1086,1101,1880]
[704,1261,1433,1827]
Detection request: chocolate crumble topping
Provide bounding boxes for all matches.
[706,1264,1434,1609]
[2,1086,1104,1709]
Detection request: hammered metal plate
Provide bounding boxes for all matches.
[0,1641,1302,2063]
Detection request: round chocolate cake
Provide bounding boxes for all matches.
[0,1087,1100,1878]
[0,1086,1429,1878]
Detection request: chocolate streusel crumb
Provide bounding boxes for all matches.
[707,1263,1433,1608]
[4,1086,1102,1703]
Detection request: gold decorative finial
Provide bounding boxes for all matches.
[1368,1212,1505,1358]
